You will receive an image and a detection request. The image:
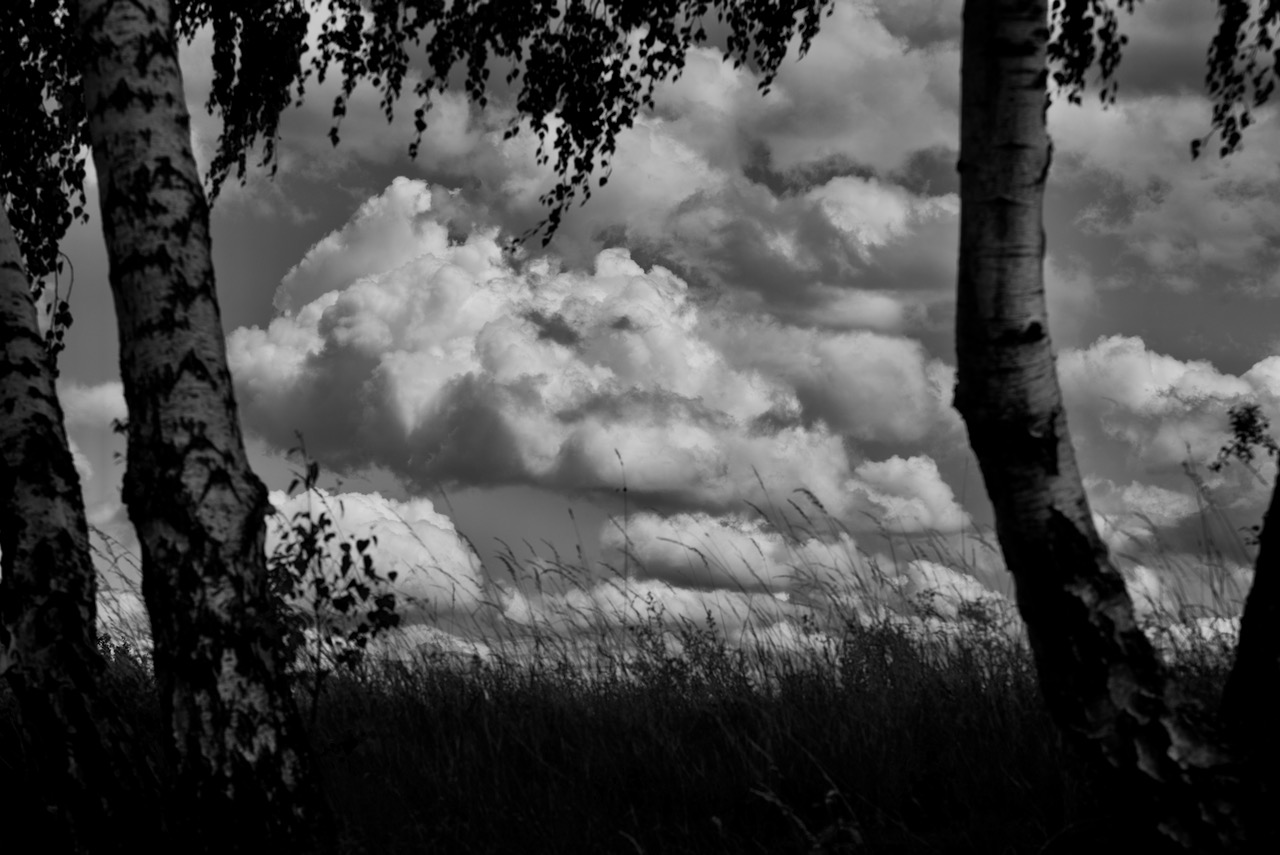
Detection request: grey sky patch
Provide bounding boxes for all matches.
[750,404,806,436]
[892,146,960,197]
[523,309,582,347]
[743,142,878,196]
[553,387,734,432]
[873,0,961,49]
[1106,0,1217,100]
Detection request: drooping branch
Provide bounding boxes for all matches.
[1200,0,1280,157]
[177,0,837,243]
[0,0,90,285]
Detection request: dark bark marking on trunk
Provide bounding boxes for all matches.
[996,320,1044,345]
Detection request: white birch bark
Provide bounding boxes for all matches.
[74,1,331,849]
[1,201,146,851]
[954,0,1250,848]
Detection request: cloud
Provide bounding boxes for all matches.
[91,504,149,648]
[1090,0,1220,99]
[1086,476,1201,552]
[179,0,965,336]
[68,436,93,484]
[232,180,970,523]
[490,565,1015,675]
[1145,617,1240,665]
[178,3,498,220]
[600,509,990,621]
[97,588,149,652]
[493,544,1007,640]
[730,0,958,176]
[603,511,868,593]
[806,175,955,252]
[210,0,956,184]
[1123,563,1175,618]
[1051,95,1280,293]
[274,177,498,313]
[872,0,961,48]
[370,623,496,663]
[85,0,1276,668]
[899,559,1005,621]
[1058,335,1275,470]
[497,575,794,639]
[266,487,487,617]
[1116,556,1251,624]
[850,455,970,534]
[89,484,489,635]
[708,318,961,444]
[58,381,126,430]
[728,619,843,659]
[606,168,958,332]
[1044,257,1101,349]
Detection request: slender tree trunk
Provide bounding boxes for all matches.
[74,1,332,850]
[1223,480,1280,776]
[0,202,146,852]
[953,0,1252,848]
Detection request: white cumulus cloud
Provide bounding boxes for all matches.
[1059,335,1275,470]
[851,456,970,533]
[232,180,969,522]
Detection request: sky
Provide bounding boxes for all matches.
[50,0,1279,656]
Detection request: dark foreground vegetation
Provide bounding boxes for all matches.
[1,608,1229,854]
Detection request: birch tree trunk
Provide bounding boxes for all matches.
[953,0,1251,848]
[0,202,146,851]
[1223,477,1280,778]
[75,1,331,850]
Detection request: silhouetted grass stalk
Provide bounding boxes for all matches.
[5,465,1246,853]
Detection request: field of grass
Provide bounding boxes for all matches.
[0,483,1245,854]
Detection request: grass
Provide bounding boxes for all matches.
[0,471,1246,854]
[3,612,1203,854]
